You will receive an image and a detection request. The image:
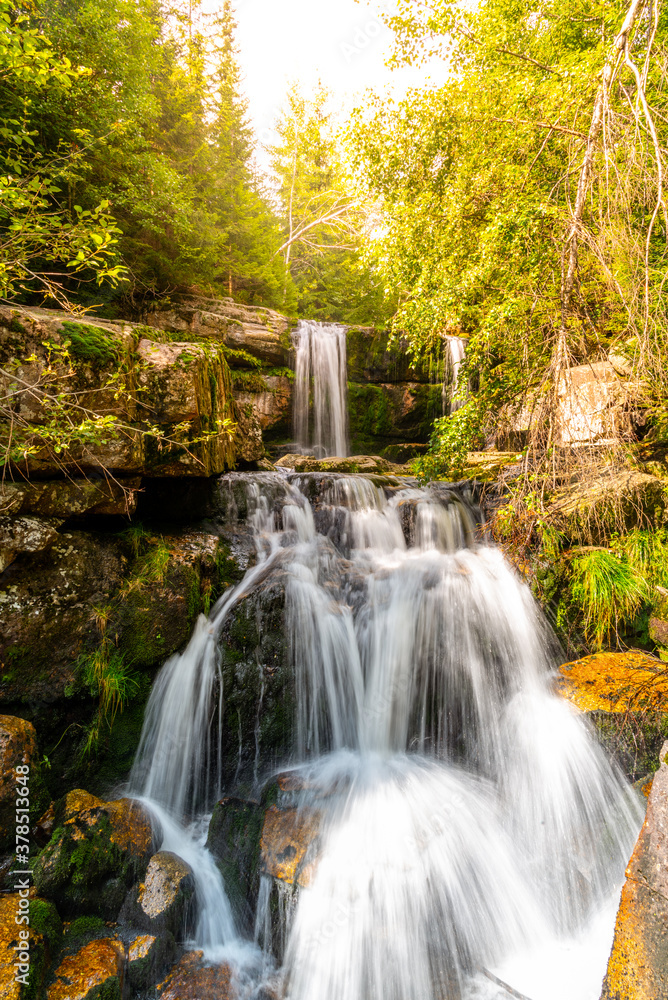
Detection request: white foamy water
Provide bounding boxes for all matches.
[293,320,349,457]
[129,470,642,995]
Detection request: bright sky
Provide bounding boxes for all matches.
[224,0,449,145]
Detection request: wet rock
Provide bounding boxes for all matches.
[347,382,443,453]
[216,568,292,781]
[275,453,402,475]
[0,515,61,573]
[0,716,38,850]
[260,803,321,889]
[126,931,175,991]
[346,326,430,384]
[121,851,194,938]
[207,797,264,929]
[601,741,668,999]
[157,950,237,1000]
[0,894,62,1000]
[34,794,155,919]
[47,937,124,1000]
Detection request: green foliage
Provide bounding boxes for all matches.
[222,346,263,370]
[412,401,482,481]
[350,0,668,441]
[566,549,647,651]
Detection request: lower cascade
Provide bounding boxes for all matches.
[128,471,642,1000]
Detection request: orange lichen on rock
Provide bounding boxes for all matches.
[559,650,668,714]
[601,741,668,999]
[47,938,124,1000]
[158,951,236,1000]
[260,804,321,887]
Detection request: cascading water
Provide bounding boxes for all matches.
[293,320,349,457]
[444,334,467,413]
[129,469,642,1000]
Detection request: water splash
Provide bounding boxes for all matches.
[293,320,349,457]
[128,470,642,995]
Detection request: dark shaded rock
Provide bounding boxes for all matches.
[0,715,39,850]
[0,479,140,520]
[120,851,194,938]
[601,741,668,999]
[346,327,431,384]
[46,937,124,1000]
[34,793,155,919]
[206,797,264,930]
[0,515,62,573]
[347,382,443,453]
[157,951,237,1000]
[0,895,62,1000]
[126,932,175,992]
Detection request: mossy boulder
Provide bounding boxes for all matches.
[46,937,124,1000]
[347,382,443,453]
[0,895,62,1000]
[0,716,47,850]
[34,794,155,919]
[206,798,264,931]
[157,951,237,1000]
[120,852,194,938]
[126,933,175,993]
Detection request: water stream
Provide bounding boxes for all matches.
[129,469,642,1000]
[292,320,349,457]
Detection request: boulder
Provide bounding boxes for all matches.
[601,742,668,999]
[0,515,61,573]
[0,895,62,1000]
[555,360,636,446]
[206,797,264,928]
[120,851,194,938]
[234,374,292,438]
[260,803,320,889]
[126,932,175,993]
[34,794,155,919]
[157,951,237,1000]
[0,716,38,850]
[275,453,402,475]
[47,938,124,1000]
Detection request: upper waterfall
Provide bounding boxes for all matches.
[293,320,349,457]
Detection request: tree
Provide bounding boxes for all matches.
[270,84,389,322]
[0,0,125,305]
[350,0,668,462]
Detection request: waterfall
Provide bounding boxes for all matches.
[444,335,467,413]
[293,320,349,457]
[129,470,642,998]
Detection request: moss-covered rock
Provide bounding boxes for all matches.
[0,716,47,850]
[548,471,667,545]
[206,797,264,931]
[157,951,237,1000]
[347,382,443,453]
[120,852,194,938]
[127,932,175,993]
[34,795,155,919]
[0,895,62,1000]
[46,937,124,1000]
[346,327,433,384]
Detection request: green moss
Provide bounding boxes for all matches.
[265,366,295,381]
[60,322,120,368]
[222,346,263,370]
[24,899,62,1000]
[232,370,268,393]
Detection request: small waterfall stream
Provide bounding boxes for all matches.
[129,471,642,1000]
[293,320,349,457]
